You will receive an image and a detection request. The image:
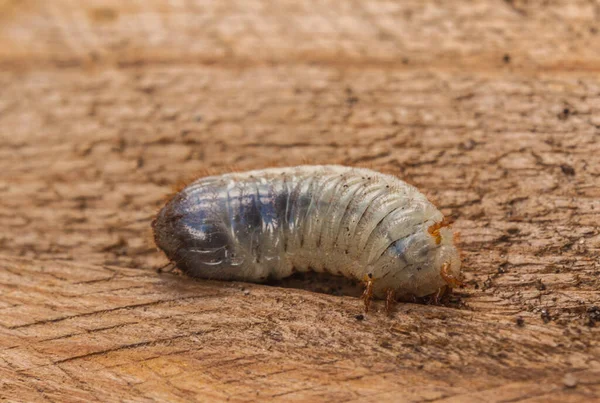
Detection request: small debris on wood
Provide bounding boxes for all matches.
[482,277,494,291]
[355,314,365,321]
[562,373,577,389]
[541,309,551,323]
[459,139,477,151]
[587,306,600,327]
[515,317,525,327]
[536,279,546,291]
[496,234,511,243]
[560,164,575,176]
[346,96,359,105]
[557,108,571,120]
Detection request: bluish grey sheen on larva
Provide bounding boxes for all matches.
[153,165,461,299]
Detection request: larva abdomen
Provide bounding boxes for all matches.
[153,165,461,299]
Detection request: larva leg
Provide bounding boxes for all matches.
[433,286,447,305]
[385,288,396,316]
[156,261,177,274]
[441,262,464,288]
[361,273,374,313]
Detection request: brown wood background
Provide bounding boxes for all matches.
[1,0,599,401]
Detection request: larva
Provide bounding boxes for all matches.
[153,165,461,301]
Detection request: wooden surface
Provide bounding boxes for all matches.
[1,1,600,401]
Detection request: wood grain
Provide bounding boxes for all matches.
[1,0,599,401]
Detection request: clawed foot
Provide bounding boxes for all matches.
[361,273,374,313]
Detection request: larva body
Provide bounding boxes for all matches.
[153,165,461,299]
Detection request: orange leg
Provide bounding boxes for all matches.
[361,273,374,314]
[428,217,452,244]
[385,289,396,316]
[441,262,464,288]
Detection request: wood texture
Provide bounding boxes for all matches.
[1,1,599,401]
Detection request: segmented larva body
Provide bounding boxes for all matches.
[153,165,461,299]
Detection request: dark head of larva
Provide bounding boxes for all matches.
[152,200,184,266]
[152,184,254,281]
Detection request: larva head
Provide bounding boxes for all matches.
[152,187,251,281]
[433,226,462,287]
[377,219,461,299]
[152,197,183,265]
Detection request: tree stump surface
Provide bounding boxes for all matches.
[1,1,599,401]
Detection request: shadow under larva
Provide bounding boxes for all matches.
[152,165,463,311]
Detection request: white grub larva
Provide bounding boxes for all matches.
[153,165,462,304]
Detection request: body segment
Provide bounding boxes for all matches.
[153,165,461,299]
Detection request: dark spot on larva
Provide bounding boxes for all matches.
[255,248,261,263]
[503,54,511,63]
[166,213,185,223]
[345,250,349,255]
